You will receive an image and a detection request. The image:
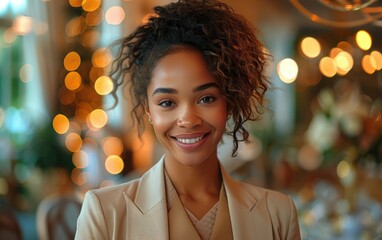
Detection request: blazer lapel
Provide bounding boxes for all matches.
[221,165,274,240]
[124,158,170,240]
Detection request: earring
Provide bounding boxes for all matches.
[148,116,153,124]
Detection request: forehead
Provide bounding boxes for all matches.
[149,49,216,89]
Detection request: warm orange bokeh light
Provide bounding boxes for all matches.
[80,29,100,48]
[71,168,88,186]
[69,0,82,7]
[89,109,108,129]
[105,155,124,175]
[370,51,382,71]
[102,137,124,156]
[362,55,376,74]
[356,30,372,51]
[66,16,86,37]
[319,57,337,78]
[65,132,83,152]
[64,51,81,71]
[82,0,101,12]
[94,76,114,95]
[52,114,70,134]
[334,51,353,74]
[300,37,321,58]
[65,71,82,90]
[72,150,89,169]
[86,8,103,26]
[92,48,112,68]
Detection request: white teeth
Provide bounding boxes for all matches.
[176,136,204,144]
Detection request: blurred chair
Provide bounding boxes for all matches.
[0,203,23,240]
[36,193,82,240]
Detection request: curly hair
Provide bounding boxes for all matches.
[109,0,270,156]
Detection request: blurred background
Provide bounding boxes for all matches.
[0,0,382,239]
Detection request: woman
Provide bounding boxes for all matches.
[75,0,301,239]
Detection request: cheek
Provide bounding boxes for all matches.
[208,103,228,130]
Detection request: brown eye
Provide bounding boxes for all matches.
[199,96,215,104]
[159,100,175,108]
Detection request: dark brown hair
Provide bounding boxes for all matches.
[110,0,270,156]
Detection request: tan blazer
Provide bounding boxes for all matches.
[75,159,301,240]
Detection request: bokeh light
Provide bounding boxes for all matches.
[80,29,100,48]
[69,0,82,7]
[105,6,125,25]
[102,137,124,156]
[105,155,124,175]
[19,64,33,83]
[12,15,33,35]
[65,71,82,91]
[89,109,108,129]
[334,51,353,74]
[72,150,89,169]
[92,48,112,68]
[76,101,93,123]
[71,168,88,186]
[52,114,70,134]
[329,47,342,58]
[3,28,17,44]
[86,8,103,26]
[94,76,114,95]
[64,51,81,71]
[82,0,101,12]
[356,30,372,51]
[370,51,382,71]
[319,57,337,77]
[65,16,86,37]
[337,41,353,55]
[300,37,321,58]
[297,144,323,170]
[362,55,376,74]
[65,132,83,152]
[277,58,298,83]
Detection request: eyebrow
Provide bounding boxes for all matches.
[152,82,219,96]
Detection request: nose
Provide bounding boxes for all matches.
[177,105,202,128]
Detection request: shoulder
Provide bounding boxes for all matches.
[86,178,140,205]
[241,181,295,211]
[235,181,301,238]
[229,179,298,221]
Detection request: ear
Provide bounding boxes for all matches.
[143,101,152,122]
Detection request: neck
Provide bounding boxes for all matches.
[164,156,222,196]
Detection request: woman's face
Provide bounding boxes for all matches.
[146,49,228,167]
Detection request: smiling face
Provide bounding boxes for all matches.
[146,48,228,167]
